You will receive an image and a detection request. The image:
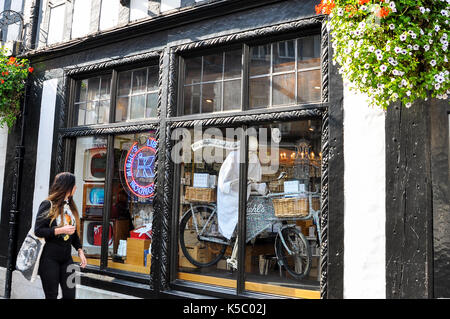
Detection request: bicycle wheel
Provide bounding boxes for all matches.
[275,226,311,280]
[179,205,227,268]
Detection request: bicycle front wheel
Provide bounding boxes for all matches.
[275,226,311,280]
[179,205,227,268]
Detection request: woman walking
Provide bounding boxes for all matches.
[34,172,87,299]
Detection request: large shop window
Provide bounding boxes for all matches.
[175,119,322,298]
[72,132,156,275]
[181,35,321,115]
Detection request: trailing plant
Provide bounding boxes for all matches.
[0,48,33,129]
[316,0,449,109]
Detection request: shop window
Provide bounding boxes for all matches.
[176,126,242,286]
[244,120,322,297]
[75,75,112,126]
[174,119,322,298]
[72,132,156,275]
[249,35,321,108]
[182,49,243,115]
[73,136,108,265]
[116,66,159,122]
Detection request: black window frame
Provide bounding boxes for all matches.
[165,23,341,299]
[59,53,163,287]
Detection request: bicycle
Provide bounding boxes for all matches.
[179,184,322,280]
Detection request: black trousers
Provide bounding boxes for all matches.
[38,242,76,299]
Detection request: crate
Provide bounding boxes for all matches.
[178,245,211,268]
[311,197,321,211]
[185,186,216,203]
[273,197,309,217]
[126,238,151,266]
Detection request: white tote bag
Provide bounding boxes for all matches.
[15,230,46,282]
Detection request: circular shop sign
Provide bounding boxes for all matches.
[124,137,157,198]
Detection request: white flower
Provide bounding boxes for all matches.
[402,49,407,55]
[380,65,387,72]
[442,10,448,17]
[394,47,402,53]
[386,45,391,51]
[435,25,441,32]
[375,49,382,55]
[337,8,344,16]
[368,46,375,52]
[359,22,366,29]
[400,34,407,41]
[430,60,437,66]
[401,79,408,86]
[413,44,420,50]
[435,83,441,90]
[393,69,400,76]
[406,91,411,96]
[364,63,370,69]
[424,44,430,51]
[360,5,367,11]
[389,2,396,9]
[405,102,412,108]
[389,24,395,30]
[377,54,383,61]
[420,7,426,14]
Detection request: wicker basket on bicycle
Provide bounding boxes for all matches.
[184,186,216,203]
[273,197,309,218]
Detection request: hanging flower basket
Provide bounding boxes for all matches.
[316,0,449,109]
[0,49,33,129]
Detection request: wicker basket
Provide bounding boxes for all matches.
[185,187,216,203]
[273,197,309,217]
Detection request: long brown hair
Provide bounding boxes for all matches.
[46,172,80,227]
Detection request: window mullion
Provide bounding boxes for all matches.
[242,44,249,111]
[269,43,273,108]
[110,70,118,123]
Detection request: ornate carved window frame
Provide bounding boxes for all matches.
[161,16,341,299]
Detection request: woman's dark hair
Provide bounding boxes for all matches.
[46,172,79,226]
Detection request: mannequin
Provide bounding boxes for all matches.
[216,136,266,240]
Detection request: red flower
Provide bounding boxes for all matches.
[358,0,370,4]
[1,79,4,84]
[375,7,391,18]
[28,67,34,73]
[7,57,16,65]
[315,0,335,15]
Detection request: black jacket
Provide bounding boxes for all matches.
[34,200,82,251]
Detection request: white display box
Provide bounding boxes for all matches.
[193,173,210,188]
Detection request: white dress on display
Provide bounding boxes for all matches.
[216,150,265,240]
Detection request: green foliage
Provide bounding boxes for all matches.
[321,0,449,109]
[0,48,33,128]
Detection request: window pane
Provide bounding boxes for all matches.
[132,68,148,95]
[183,85,201,115]
[250,44,271,76]
[273,73,295,106]
[73,136,107,263]
[147,66,159,91]
[100,76,111,100]
[146,93,158,118]
[298,35,321,69]
[88,77,100,101]
[85,102,97,125]
[223,80,241,111]
[244,120,322,297]
[273,40,295,73]
[116,97,129,122]
[108,131,157,274]
[298,70,321,103]
[118,71,132,96]
[201,82,222,113]
[224,50,242,79]
[98,100,110,124]
[249,77,270,109]
[203,53,223,82]
[48,4,65,45]
[72,0,91,39]
[77,103,86,125]
[185,57,202,85]
[176,127,240,287]
[75,80,88,103]
[130,95,146,120]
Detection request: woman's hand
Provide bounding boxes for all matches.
[78,249,87,269]
[54,225,76,236]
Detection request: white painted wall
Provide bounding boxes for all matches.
[130,0,148,21]
[343,80,386,299]
[0,124,8,223]
[160,0,181,13]
[72,0,91,39]
[31,78,58,227]
[47,4,65,45]
[99,0,120,31]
